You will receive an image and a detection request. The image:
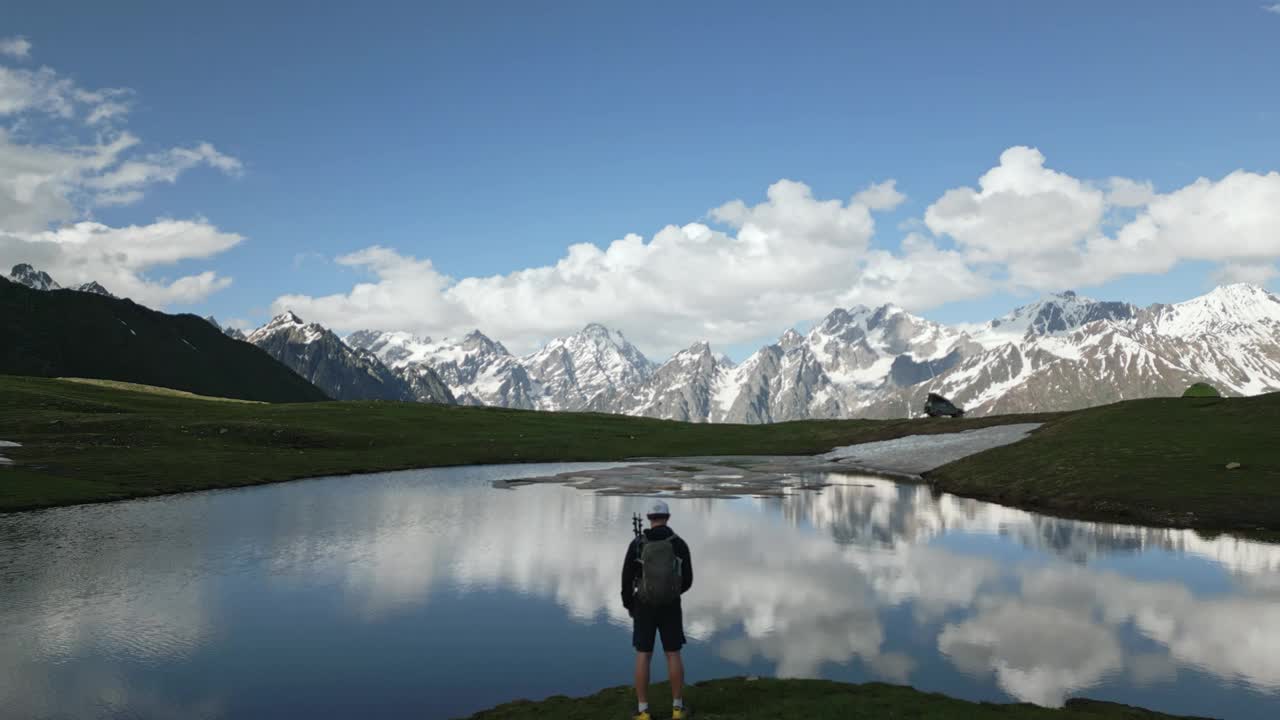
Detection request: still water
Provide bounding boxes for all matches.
[2,462,1279,719]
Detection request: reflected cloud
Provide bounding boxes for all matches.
[939,601,1124,707]
[3,461,1280,717]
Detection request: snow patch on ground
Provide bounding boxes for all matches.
[503,424,1041,498]
[822,423,1042,474]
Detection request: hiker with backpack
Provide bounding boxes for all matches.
[621,500,694,720]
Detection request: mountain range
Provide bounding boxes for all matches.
[9,262,1280,421]
[339,284,1280,422]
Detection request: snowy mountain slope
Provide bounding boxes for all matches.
[76,281,114,297]
[862,285,1280,417]
[347,329,533,408]
[248,313,454,404]
[628,342,730,422]
[16,274,1251,420]
[521,323,654,412]
[8,263,60,291]
[965,291,1137,348]
[7,264,118,298]
[339,284,1280,421]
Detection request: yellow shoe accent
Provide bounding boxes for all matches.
[672,709,686,720]
[632,713,651,720]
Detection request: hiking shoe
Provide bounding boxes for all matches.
[672,708,690,719]
[632,713,652,720]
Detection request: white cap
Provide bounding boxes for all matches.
[647,500,671,517]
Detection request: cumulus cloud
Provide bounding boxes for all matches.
[924,146,1107,288]
[925,147,1280,292]
[0,41,242,306]
[852,179,907,212]
[276,146,1280,356]
[0,220,242,305]
[276,179,995,355]
[0,37,30,60]
[1105,177,1156,208]
[1213,261,1278,286]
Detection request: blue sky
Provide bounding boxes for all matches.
[2,0,1280,359]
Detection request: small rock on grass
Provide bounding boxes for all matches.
[1226,462,1242,470]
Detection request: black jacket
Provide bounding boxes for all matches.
[621,525,693,610]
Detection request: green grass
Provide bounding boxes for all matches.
[926,393,1280,532]
[463,678,1206,719]
[59,377,264,403]
[4,375,1279,532]
[0,375,1051,513]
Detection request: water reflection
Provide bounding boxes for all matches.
[1,465,1279,719]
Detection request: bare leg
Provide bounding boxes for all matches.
[666,651,684,702]
[634,652,653,706]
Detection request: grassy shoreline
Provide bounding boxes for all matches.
[0,375,1054,514]
[2,375,1277,534]
[461,677,1208,719]
[925,392,1280,534]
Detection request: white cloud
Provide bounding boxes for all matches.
[1265,3,1280,15]
[926,147,1280,292]
[1086,169,1280,280]
[852,179,907,212]
[1212,261,1278,286]
[274,246,468,334]
[275,180,995,355]
[0,65,132,122]
[1105,177,1155,207]
[924,146,1107,285]
[275,147,1280,356]
[0,48,242,306]
[0,37,31,60]
[0,220,242,305]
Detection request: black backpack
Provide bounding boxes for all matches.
[636,534,683,606]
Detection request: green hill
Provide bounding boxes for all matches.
[926,392,1280,532]
[0,280,327,403]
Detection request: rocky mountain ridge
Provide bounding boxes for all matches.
[12,262,1277,421]
[243,312,454,404]
[344,283,1280,422]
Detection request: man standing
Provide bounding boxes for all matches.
[622,500,694,720]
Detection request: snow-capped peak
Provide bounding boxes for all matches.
[76,281,114,298]
[778,328,805,350]
[8,264,61,291]
[246,311,325,344]
[1142,283,1280,338]
[521,323,654,411]
[970,290,1137,348]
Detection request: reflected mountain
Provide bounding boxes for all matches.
[2,463,1279,718]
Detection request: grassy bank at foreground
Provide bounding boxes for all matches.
[463,678,1206,719]
[0,375,1049,513]
[927,392,1280,532]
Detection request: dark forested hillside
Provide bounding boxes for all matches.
[0,279,328,403]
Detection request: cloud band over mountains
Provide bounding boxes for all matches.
[277,146,1280,355]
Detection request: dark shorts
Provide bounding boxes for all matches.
[632,602,686,653]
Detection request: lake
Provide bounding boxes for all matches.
[2,461,1279,719]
